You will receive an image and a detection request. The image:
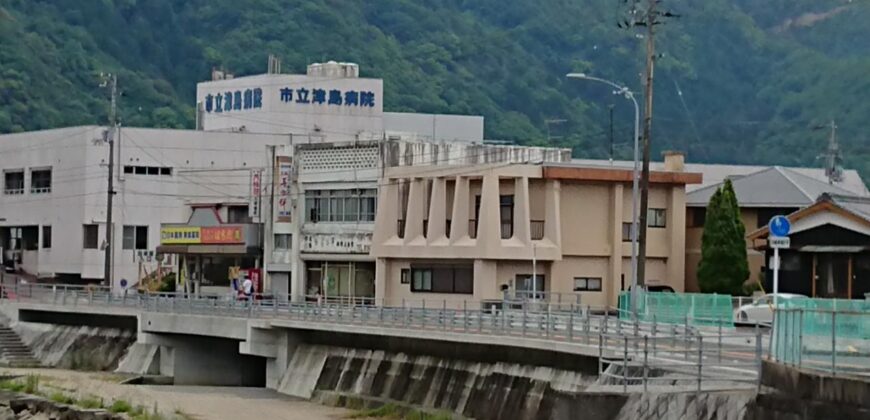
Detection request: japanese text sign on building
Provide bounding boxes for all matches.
[160,227,201,244]
[204,88,263,113]
[201,226,244,244]
[249,169,263,220]
[278,87,376,107]
[276,157,292,222]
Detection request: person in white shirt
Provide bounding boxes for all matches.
[242,276,253,300]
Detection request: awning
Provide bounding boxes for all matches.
[156,245,260,255]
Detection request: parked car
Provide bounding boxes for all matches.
[733,293,808,324]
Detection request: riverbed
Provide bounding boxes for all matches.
[0,368,351,420]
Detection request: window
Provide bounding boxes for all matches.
[574,277,602,292]
[4,170,24,195]
[124,166,173,176]
[401,268,410,284]
[30,168,51,194]
[622,222,633,242]
[648,208,666,228]
[122,226,148,250]
[83,224,99,249]
[500,195,514,239]
[274,234,291,250]
[411,265,473,294]
[514,274,545,299]
[42,226,51,249]
[227,205,251,223]
[306,189,377,223]
[689,207,706,228]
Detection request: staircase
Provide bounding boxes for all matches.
[0,326,41,368]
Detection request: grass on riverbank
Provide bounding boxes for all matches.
[348,403,453,420]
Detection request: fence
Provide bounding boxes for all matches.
[0,282,765,392]
[772,299,870,376]
[598,331,762,393]
[618,291,734,327]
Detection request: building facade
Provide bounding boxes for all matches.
[371,155,702,308]
[261,139,571,301]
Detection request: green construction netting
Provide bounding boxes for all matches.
[618,291,733,327]
[778,298,870,340]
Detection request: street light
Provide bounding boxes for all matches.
[567,72,641,317]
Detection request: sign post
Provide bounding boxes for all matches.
[768,215,792,309]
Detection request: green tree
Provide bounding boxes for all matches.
[698,179,749,294]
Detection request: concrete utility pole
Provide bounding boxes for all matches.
[619,0,679,289]
[100,73,118,287]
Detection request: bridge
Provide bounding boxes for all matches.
[0,283,763,395]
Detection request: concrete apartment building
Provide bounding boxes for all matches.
[371,154,702,308]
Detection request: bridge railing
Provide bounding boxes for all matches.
[0,283,765,390]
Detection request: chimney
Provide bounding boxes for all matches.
[663,151,685,172]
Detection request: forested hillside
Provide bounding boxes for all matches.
[1,0,868,179]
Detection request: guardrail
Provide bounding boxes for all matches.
[0,283,764,391]
[772,307,870,377]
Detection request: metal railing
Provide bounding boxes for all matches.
[598,331,763,393]
[0,283,765,392]
[772,307,870,377]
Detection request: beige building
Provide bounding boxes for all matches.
[371,155,702,308]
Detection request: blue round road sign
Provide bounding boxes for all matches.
[769,215,791,237]
[120,279,128,288]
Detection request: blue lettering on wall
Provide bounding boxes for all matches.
[344,90,359,106]
[328,89,343,105]
[224,92,233,112]
[296,88,310,104]
[253,88,263,108]
[233,91,242,110]
[244,89,253,109]
[360,91,375,107]
[312,89,326,105]
[204,86,377,113]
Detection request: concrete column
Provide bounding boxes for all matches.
[375,258,387,303]
[544,180,561,247]
[477,173,501,254]
[427,177,447,243]
[473,259,498,301]
[449,176,470,240]
[667,186,687,292]
[372,179,400,243]
[609,183,624,307]
[513,177,531,243]
[404,178,426,243]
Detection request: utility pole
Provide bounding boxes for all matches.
[816,120,842,184]
[619,0,679,289]
[609,105,615,164]
[100,73,118,288]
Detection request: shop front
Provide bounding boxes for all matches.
[157,208,263,296]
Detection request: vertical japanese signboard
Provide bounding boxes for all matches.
[276,157,292,222]
[249,169,263,220]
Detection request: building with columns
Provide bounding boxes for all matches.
[371,155,702,308]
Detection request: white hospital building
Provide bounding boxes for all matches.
[0,60,567,299]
